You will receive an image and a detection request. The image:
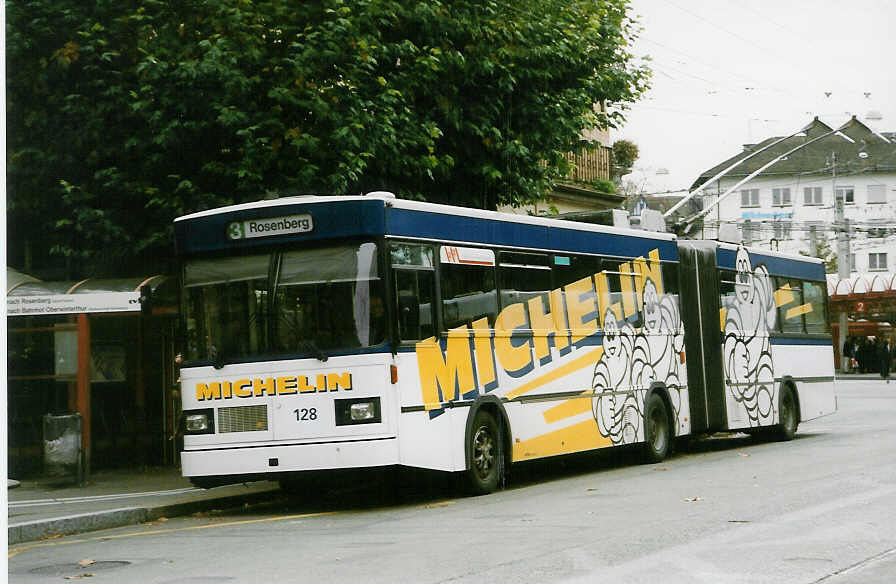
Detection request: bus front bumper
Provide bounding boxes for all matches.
[181,437,400,478]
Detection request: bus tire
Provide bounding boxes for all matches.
[643,393,671,464]
[772,384,799,441]
[465,409,502,495]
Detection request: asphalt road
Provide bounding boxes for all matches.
[8,379,896,584]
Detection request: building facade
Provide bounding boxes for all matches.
[690,117,896,274]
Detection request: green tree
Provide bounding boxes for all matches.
[7,0,650,278]
[800,231,837,273]
[611,139,639,178]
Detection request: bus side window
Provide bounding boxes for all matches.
[802,280,829,334]
[439,247,498,331]
[552,254,601,289]
[390,243,435,342]
[498,252,551,310]
[662,263,680,296]
[601,259,638,327]
[776,276,805,333]
[718,269,737,329]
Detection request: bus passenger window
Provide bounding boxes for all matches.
[394,270,435,341]
[775,276,805,333]
[719,269,737,309]
[439,246,498,331]
[498,252,551,309]
[391,243,435,342]
[803,280,829,333]
[601,259,639,327]
[552,254,601,288]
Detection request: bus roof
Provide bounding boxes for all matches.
[174,193,679,260]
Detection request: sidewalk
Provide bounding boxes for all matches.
[836,372,893,380]
[7,467,281,545]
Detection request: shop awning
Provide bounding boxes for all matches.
[827,272,896,322]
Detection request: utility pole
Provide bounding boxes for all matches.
[833,152,850,372]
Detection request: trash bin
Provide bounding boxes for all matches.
[43,413,82,484]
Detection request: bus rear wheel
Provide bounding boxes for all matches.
[773,385,799,441]
[465,409,502,495]
[643,393,671,464]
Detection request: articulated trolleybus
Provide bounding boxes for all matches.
[176,193,836,494]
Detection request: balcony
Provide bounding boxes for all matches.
[562,145,612,184]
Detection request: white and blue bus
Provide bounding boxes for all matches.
[175,193,836,494]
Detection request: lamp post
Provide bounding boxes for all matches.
[833,152,851,372]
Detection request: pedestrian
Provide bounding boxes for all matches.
[842,337,854,373]
[857,338,868,373]
[879,337,892,383]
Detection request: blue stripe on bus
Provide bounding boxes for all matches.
[769,336,833,346]
[177,199,680,260]
[716,248,825,281]
[175,199,387,254]
[386,207,679,260]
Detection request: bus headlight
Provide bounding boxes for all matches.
[350,402,376,421]
[184,409,215,434]
[335,398,381,425]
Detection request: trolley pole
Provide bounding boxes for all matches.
[833,153,850,372]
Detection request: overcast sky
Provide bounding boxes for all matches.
[615,0,896,194]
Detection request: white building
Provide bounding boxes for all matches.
[689,116,896,274]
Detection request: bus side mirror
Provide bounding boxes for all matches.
[139,284,153,316]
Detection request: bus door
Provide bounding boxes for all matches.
[677,241,727,433]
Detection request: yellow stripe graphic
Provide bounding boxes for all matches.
[542,391,593,424]
[775,286,796,306]
[719,307,727,331]
[512,419,612,461]
[504,346,603,400]
[785,303,813,319]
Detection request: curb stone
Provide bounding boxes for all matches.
[8,489,282,545]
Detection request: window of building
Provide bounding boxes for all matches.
[850,253,856,273]
[868,220,890,238]
[740,189,759,207]
[869,253,888,272]
[867,184,887,204]
[742,220,754,245]
[773,221,791,240]
[835,186,855,204]
[803,186,823,205]
[772,187,792,206]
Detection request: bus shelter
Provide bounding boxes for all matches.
[7,269,179,480]
[827,272,896,369]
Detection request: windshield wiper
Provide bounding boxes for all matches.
[300,340,329,362]
[211,346,230,370]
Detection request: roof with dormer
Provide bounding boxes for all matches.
[690,116,896,190]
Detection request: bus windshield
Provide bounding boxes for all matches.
[183,242,385,363]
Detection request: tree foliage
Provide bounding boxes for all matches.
[7,0,649,277]
[611,139,639,177]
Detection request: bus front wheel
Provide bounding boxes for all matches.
[465,409,502,495]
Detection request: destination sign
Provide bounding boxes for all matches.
[227,214,313,240]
